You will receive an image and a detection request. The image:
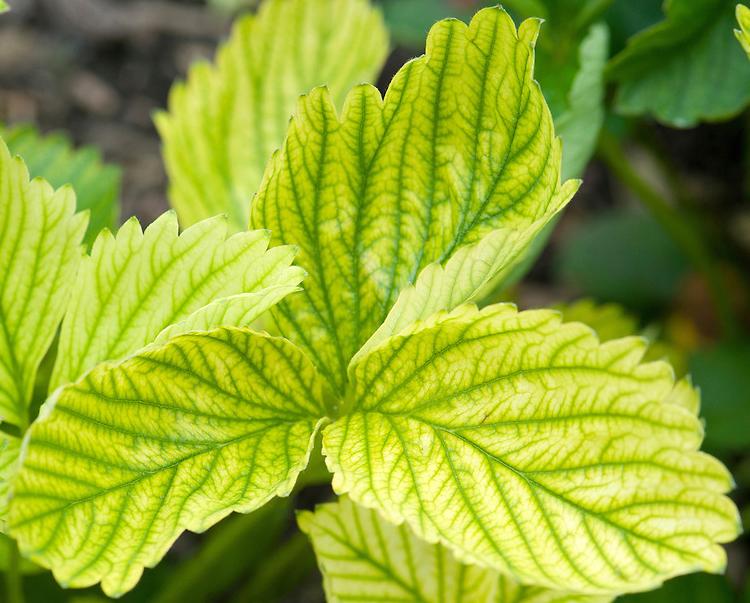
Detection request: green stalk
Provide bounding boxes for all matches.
[5,537,24,603]
[597,132,739,339]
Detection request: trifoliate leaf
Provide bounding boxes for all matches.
[324,304,740,595]
[50,211,303,390]
[251,7,579,393]
[736,4,750,57]
[10,327,331,597]
[0,137,88,428]
[155,0,389,230]
[607,0,750,127]
[300,496,610,603]
[1,124,121,245]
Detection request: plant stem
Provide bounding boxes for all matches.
[5,537,24,603]
[597,132,739,339]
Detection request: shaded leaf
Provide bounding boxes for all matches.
[607,0,750,127]
[300,496,610,602]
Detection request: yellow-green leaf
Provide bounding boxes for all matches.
[252,7,578,393]
[300,496,610,603]
[0,430,19,528]
[50,211,303,390]
[324,304,740,595]
[10,327,330,597]
[1,124,121,245]
[0,137,88,428]
[736,4,750,57]
[155,0,389,229]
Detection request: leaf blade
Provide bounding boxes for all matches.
[325,304,740,595]
[50,211,303,390]
[300,496,610,603]
[607,0,750,127]
[155,0,389,230]
[1,124,120,245]
[252,8,578,393]
[10,327,330,597]
[0,137,88,427]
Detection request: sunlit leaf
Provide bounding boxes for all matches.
[0,430,19,528]
[607,0,750,127]
[155,0,389,230]
[0,137,88,428]
[50,211,303,391]
[10,328,331,597]
[1,124,121,245]
[324,304,740,595]
[251,7,578,393]
[736,4,750,57]
[300,495,610,602]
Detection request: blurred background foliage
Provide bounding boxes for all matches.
[1,0,749,601]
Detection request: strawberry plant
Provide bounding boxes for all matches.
[1,1,748,601]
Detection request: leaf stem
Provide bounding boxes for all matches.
[597,131,739,339]
[5,537,24,603]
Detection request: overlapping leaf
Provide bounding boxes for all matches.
[324,304,740,595]
[0,430,19,528]
[608,0,750,127]
[1,124,121,244]
[50,211,303,390]
[10,328,331,597]
[252,7,579,392]
[737,4,750,57]
[0,137,88,427]
[155,0,389,229]
[301,496,610,603]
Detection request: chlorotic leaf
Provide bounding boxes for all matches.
[1,124,121,245]
[0,430,19,528]
[607,0,750,127]
[736,4,750,57]
[155,0,389,230]
[252,7,579,393]
[556,299,640,343]
[50,211,303,390]
[10,327,331,597]
[0,137,88,428]
[300,496,610,603]
[324,304,741,595]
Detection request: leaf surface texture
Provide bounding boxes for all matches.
[51,211,303,390]
[252,7,578,392]
[324,304,740,595]
[11,328,330,596]
[301,496,610,602]
[156,0,389,229]
[1,124,120,244]
[0,138,87,427]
